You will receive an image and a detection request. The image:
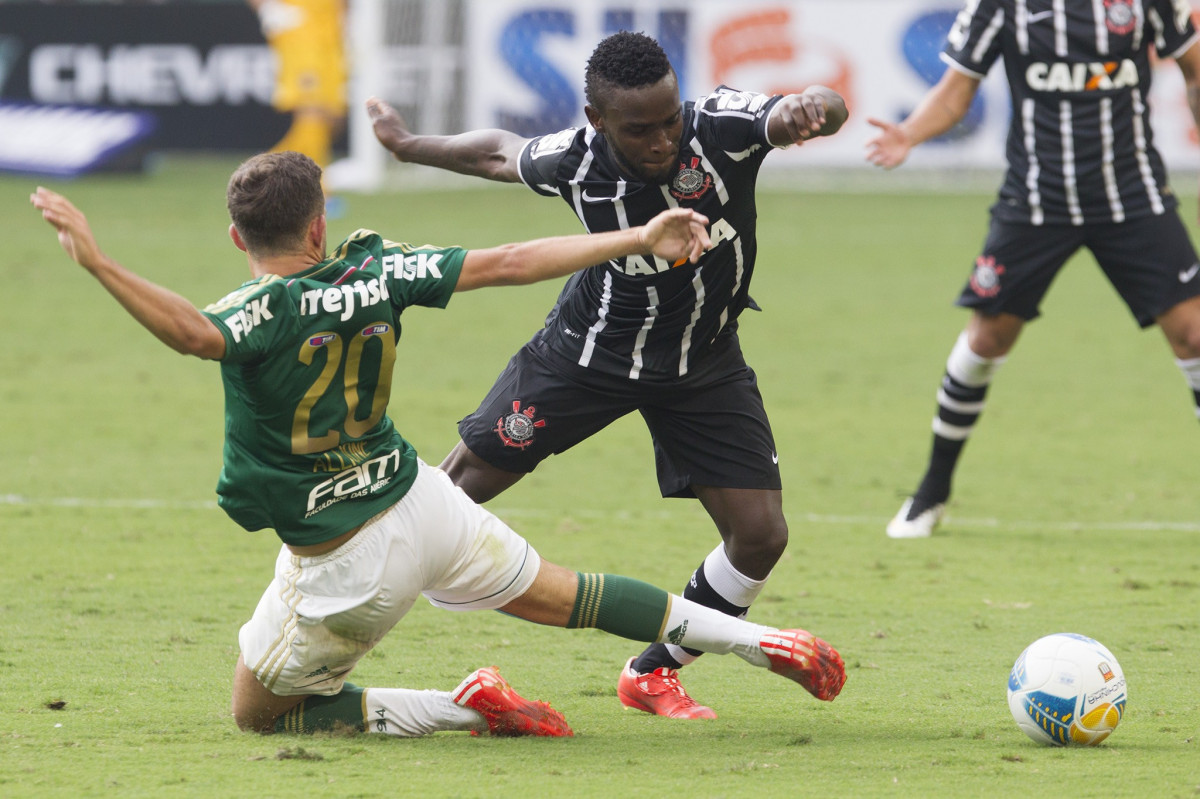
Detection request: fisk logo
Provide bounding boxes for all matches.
[222,295,273,343]
[1026,59,1138,92]
[382,252,444,281]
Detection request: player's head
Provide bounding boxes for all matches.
[226,151,325,257]
[584,31,682,184]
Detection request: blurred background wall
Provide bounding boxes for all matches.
[3,0,1198,182]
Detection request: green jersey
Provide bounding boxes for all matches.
[201,229,466,546]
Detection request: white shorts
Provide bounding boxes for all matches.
[238,460,541,696]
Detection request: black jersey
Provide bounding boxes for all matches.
[944,0,1199,225]
[516,86,783,382]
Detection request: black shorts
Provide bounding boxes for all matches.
[957,211,1200,327]
[457,332,782,498]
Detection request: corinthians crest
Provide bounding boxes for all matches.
[1103,0,1136,35]
[969,255,1005,298]
[495,400,545,449]
[670,156,713,200]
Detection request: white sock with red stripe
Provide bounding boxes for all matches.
[363,688,485,736]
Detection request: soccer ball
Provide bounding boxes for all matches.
[1006,633,1127,746]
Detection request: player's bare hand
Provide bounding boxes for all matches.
[776,94,826,145]
[30,187,105,270]
[640,208,711,264]
[773,87,847,145]
[367,96,414,158]
[865,117,912,169]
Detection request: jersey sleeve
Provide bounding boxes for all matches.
[1151,0,1199,58]
[378,242,467,311]
[517,127,579,197]
[202,276,297,364]
[696,87,782,152]
[941,0,1005,78]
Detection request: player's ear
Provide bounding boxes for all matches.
[229,224,249,253]
[584,104,604,133]
[309,214,327,251]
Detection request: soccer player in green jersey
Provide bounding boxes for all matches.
[31,139,845,739]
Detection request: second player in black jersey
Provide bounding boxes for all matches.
[371,31,848,718]
[867,0,1200,538]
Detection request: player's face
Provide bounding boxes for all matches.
[587,72,683,184]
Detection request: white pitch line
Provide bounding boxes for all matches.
[3,494,1197,533]
[1,494,217,511]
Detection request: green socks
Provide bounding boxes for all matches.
[567,573,671,641]
[273,683,365,734]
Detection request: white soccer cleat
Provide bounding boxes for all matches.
[886,497,945,539]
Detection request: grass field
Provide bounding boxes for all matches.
[2,156,1198,798]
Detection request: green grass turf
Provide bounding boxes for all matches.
[1,156,1197,797]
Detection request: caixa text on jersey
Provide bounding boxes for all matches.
[1025,59,1138,93]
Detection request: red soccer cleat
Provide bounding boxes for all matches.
[617,657,718,719]
[759,629,847,701]
[452,666,573,737]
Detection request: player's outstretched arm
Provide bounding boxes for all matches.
[866,67,980,169]
[31,187,226,359]
[454,207,710,291]
[367,97,528,183]
[768,85,849,146]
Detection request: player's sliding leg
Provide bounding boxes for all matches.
[502,563,846,703]
[232,657,570,738]
[888,328,1008,538]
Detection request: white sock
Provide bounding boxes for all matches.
[363,688,486,737]
[1176,357,1200,419]
[661,595,773,669]
[947,330,1006,386]
[667,544,768,666]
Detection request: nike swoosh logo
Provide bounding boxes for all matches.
[1180,263,1200,283]
[581,189,624,203]
[771,453,779,464]
[1026,10,1054,23]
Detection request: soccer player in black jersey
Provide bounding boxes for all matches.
[868,0,1200,538]
[369,31,848,718]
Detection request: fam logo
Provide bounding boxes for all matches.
[1097,660,1116,682]
[970,255,1005,298]
[670,156,712,200]
[495,400,545,449]
[1104,0,1136,35]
